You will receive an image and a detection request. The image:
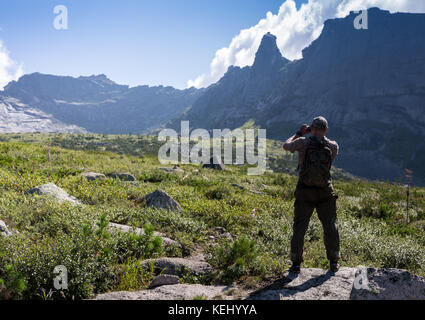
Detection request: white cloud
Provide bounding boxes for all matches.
[0,41,23,90]
[188,0,425,88]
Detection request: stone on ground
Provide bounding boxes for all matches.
[148,275,180,289]
[0,220,12,237]
[202,155,226,170]
[108,222,180,248]
[94,284,232,300]
[27,183,82,205]
[140,257,213,276]
[142,190,182,212]
[81,172,106,181]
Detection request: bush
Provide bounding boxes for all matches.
[114,258,155,291]
[0,264,27,300]
[109,223,164,263]
[138,170,175,183]
[205,185,231,200]
[211,237,259,283]
[0,230,114,300]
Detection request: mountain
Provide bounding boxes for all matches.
[173,32,290,129]
[1,73,203,134]
[0,96,86,133]
[170,8,425,185]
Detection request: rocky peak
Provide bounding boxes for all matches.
[253,32,289,72]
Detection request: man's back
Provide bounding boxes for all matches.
[285,136,339,173]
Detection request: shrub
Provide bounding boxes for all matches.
[205,185,231,200]
[114,258,155,291]
[138,170,175,183]
[211,236,259,283]
[0,264,27,300]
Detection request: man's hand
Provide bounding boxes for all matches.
[283,123,309,151]
[297,124,310,137]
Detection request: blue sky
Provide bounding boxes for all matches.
[0,0,307,88]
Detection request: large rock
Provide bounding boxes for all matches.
[106,173,136,182]
[202,156,226,170]
[247,267,425,300]
[142,190,182,212]
[108,222,180,248]
[93,267,425,300]
[148,275,180,289]
[140,257,213,276]
[0,220,12,237]
[81,172,106,181]
[94,284,232,300]
[27,183,82,205]
[350,268,425,300]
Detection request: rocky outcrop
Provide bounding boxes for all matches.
[140,257,213,276]
[93,266,425,300]
[108,222,180,248]
[81,172,106,181]
[142,190,182,212]
[94,284,233,300]
[148,275,180,289]
[0,220,12,237]
[350,268,425,300]
[247,267,425,300]
[26,183,82,205]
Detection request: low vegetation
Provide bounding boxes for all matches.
[0,133,424,300]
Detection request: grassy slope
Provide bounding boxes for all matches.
[0,133,424,299]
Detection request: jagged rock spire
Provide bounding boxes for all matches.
[253,32,288,71]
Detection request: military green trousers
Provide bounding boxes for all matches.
[290,182,340,265]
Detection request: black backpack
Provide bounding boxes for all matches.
[299,137,332,188]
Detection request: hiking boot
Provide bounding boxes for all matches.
[289,264,301,274]
[330,262,340,273]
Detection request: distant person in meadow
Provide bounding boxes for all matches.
[283,116,340,273]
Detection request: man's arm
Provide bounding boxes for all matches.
[283,124,309,152]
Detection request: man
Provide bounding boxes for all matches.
[283,116,340,273]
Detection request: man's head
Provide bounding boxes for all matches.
[310,116,328,138]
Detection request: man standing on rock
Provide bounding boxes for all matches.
[283,116,340,273]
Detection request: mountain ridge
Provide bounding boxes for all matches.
[168,7,425,185]
[1,73,204,134]
[0,7,424,184]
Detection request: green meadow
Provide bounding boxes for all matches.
[0,133,424,299]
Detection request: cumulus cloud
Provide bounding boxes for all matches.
[0,41,23,90]
[188,0,425,88]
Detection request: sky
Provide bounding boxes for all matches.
[0,0,425,90]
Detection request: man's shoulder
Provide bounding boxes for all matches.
[294,137,310,147]
[324,137,339,151]
[285,136,309,153]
